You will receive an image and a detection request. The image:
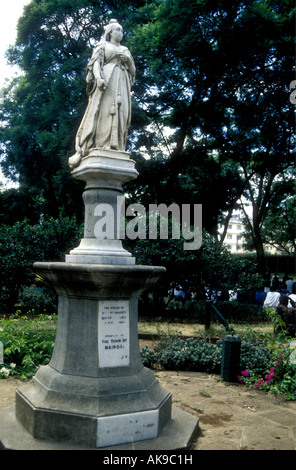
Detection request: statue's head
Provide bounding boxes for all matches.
[104,19,123,42]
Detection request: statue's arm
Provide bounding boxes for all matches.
[118,48,135,80]
[93,59,106,90]
[126,54,136,77]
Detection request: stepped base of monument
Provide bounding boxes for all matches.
[0,404,199,450]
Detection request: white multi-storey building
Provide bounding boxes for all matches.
[218,209,282,254]
[218,211,246,253]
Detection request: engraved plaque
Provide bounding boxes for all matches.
[96,410,159,447]
[98,300,129,367]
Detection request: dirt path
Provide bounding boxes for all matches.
[1,370,295,451]
[155,370,296,450]
[1,338,295,451]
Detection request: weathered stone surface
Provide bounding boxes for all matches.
[66,149,138,265]
[14,262,173,448]
[0,405,199,450]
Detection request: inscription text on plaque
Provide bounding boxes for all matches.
[98,300,129,367]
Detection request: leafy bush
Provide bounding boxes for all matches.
[238,309,296,400]
[0,217,81,311]
[18,284,57,315]
[140,298,267,324]
[0,315,56,379]
[141,337,222,373]
[140,326,295,400]
[140,334,271,375]
[238,342,296,401]
[239,338,272,372]
[216,302,267,323]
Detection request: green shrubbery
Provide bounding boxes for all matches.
[18,284,57,315]
[213,301,267,323]
[141,336,223,373]
[140,331,295,400]
[0,314,56,380]
[0,217,81,312]
[238,341,296,401]
[0,310,295,400]
[140,335,272,375]
[237,309,296,400]
[151,299,266,324]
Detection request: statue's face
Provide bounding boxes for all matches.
[110,24,123,43]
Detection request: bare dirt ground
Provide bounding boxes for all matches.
[1,339,295,451]
[1,372,295,451]
[156,370,296,450]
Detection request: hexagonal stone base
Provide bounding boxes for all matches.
[0,405,199,450]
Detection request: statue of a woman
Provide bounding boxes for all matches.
[69,19,136,169]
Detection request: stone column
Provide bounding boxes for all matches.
[66,148,137,265]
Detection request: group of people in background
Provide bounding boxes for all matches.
[256,273,296,337]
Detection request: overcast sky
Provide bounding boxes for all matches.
[0,0,31,88]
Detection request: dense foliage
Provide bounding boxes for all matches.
[132,230,264,312]
[0,216,81,311]
[0,314,56,380]
[126,0,295,272]
[237,310,296,400]
[1,310,294,399]
[0,0,294,274]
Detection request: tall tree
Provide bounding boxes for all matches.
[0,0,146,222]
[125,0,295,271]
[0,0,294,278]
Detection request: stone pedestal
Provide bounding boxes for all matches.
[15,263,172,448]
[0,148,199,450]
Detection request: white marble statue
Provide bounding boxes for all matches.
[69,19,136,169]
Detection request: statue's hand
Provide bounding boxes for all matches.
[68,152,82,170]
[118,52,129,65]
[97,77,106,90]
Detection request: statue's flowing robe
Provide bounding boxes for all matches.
[75,40,135,156]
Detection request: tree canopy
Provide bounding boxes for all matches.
[0,0,147,222]
[126,0,295,272]
[0,0,295,274]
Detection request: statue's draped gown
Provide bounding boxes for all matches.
[75,40,135,157]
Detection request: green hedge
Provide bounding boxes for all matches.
[0,217,81,312]
[232,253,295,276]
[139,299,267,324]
[140,336,272,374]
[0,315,56,380]
[212,301,266,323]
